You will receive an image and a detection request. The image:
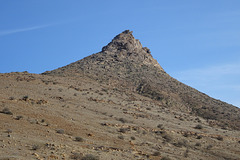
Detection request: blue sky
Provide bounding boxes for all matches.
[0,1,239,107]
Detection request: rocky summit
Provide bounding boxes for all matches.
[1,30,240,160]
[44,30,240,131]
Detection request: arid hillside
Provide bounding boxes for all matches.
[1,30,240,160]
[44,30,240,131]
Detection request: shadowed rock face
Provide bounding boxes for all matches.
[43,30,240,130]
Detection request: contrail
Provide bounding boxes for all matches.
[0,24,53,37]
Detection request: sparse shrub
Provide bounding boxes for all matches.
[216,136,223,141]
[206,144,213,150]
[9,97,15,100]
[157,124,164,130]
[70,152,83,159]
[15,115,23,120]
[184,149,189,157]
[152,151,160,156]
[1,107,13,115]
[130,136,136,140]
[74,93,77,96]
[82,154,99,160]
[22,95,29,101]
[196,135,202,139]
[6,129,12,134]
[195,142,201,147]
[118,135,124,140]
[56,129,64,134]
[173,139,188,148]
[31,144,40,150]
[119,128,128,133]
[155,130,165,136]
[75,136,84,142]
[161,156,171,160]
[162,134,172,142]
[118,118,127,123]
[195,124,203,129]
[146,107,151,110]
[183,132,189,137]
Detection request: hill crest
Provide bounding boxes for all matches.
[43,30,240,131]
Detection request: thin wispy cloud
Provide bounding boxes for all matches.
[0,24,53,37]
[172,62,240,107]
[174,62,240,81]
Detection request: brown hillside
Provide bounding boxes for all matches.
[1,30,240,160]
[43,30,240,131]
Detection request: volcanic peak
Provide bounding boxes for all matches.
[100,30,163,70]
[102,30,144,53]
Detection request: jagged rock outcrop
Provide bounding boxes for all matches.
[43,30,240,130]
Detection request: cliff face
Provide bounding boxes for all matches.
[43,30,240,130]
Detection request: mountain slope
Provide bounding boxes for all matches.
[1,30,240,159]
[43,30,240,131]
[1,72,240,160]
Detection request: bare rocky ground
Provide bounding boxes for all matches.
[0,72,240,160]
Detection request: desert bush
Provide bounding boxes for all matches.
[75,136,84,142]
[152,151,160,156]
[118,135,124,140]
[173,139,188,148]
[130,136,136,140]
[118,128,128,133]
[184,149,189,157]
[15,115,23,120]
[22,95,29,101]
[216,136,223,141]
[195,142,201,147]
[206,144,213,150]
[161,157,171,160]
[70,152,83,159]
[82,154,99,160]
[56,129,64,134]
[195,124,203,129]
[6,129,12,134]
[157,124,164,129]
[183,132,189,137]
[118,118,127,123]
[162,134,172,142]
[9,97,15,100]
[31,144,40,150]
[1,107,13,115]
